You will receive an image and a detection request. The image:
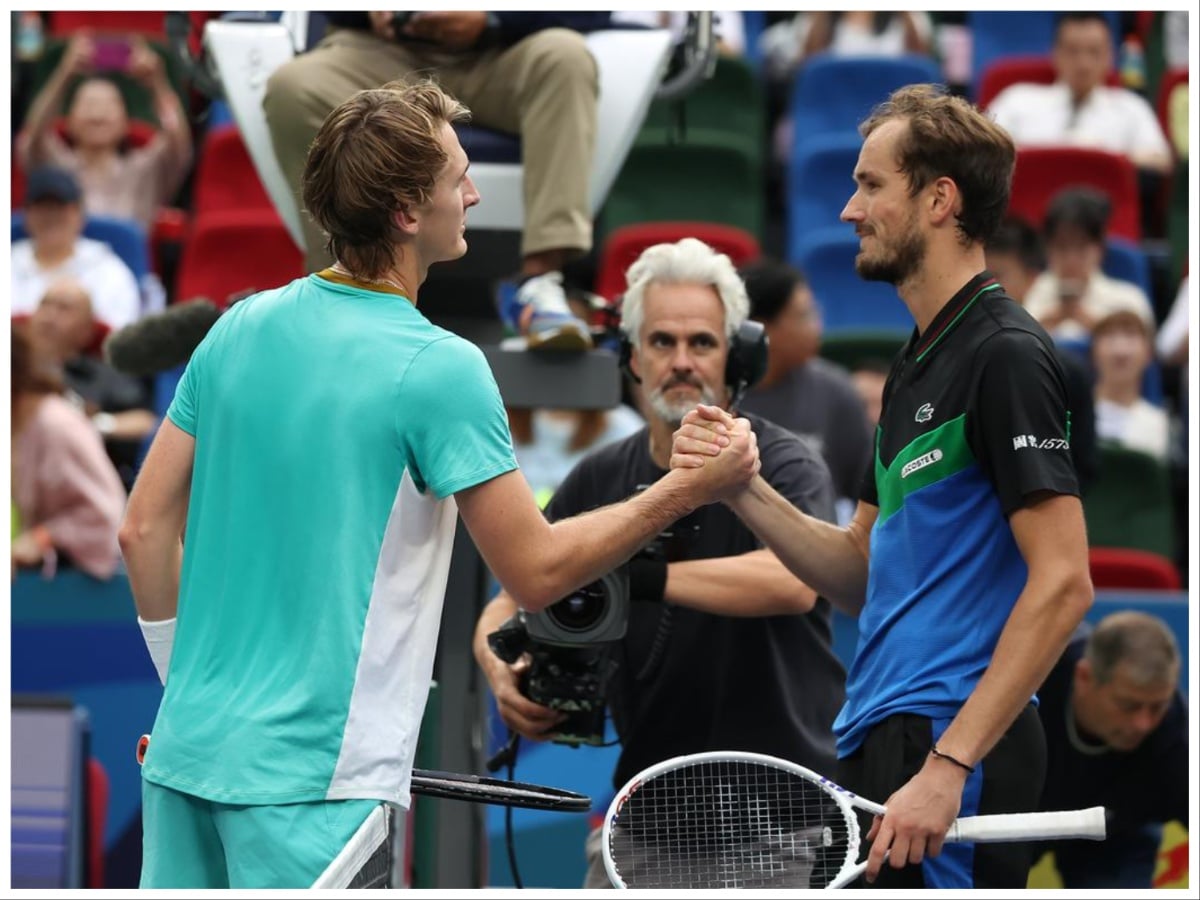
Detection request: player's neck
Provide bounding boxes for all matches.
[900,250,989,335]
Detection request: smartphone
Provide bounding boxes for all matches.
[91,37,131,72]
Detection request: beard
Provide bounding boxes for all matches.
[647,376,721,427]
[855,218,927,285]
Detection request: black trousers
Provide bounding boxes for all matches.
[837,704,1045,889]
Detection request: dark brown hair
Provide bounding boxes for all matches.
[301,78,470,279]
[860,84,1016,245]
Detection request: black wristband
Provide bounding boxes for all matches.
[627,554,668,604]
[930,746,975,775]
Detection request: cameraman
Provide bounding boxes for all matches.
[473,238,846,888]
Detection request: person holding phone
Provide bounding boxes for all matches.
[16,30,193,231]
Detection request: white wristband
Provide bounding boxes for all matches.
[138,616,176,685]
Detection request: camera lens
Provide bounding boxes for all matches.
[546,584,607,633]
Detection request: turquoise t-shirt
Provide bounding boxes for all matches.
[141,275,516,807]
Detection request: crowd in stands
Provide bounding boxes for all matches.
[7,9,1190,891]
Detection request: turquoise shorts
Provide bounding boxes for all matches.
[140,779,381,888]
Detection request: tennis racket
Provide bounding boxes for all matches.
[136,734,589,812]
[602,751,1106,889]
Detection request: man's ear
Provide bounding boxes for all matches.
[1074,658,1094,693]
[394,207,419,237]
[927,176,961,227]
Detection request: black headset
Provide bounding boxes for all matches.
[616,310,768,410]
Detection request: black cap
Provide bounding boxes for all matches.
[25,166,83,206]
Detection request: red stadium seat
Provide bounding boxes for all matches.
[1009,147,1141,241]
[192,126,275,217]
[978,55,1119,111]
[595,221,761,301]
[86,758,109,889]
[1088,547,1181,591]
[175,210,304,308]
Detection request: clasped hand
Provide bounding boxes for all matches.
[669,404,760,502]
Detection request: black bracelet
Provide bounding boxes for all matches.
[930,746,975,775]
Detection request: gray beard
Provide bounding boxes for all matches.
[648,383,721,427]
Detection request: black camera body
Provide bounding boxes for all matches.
[488,568,628,746]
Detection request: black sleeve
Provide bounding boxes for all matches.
[322,12,370,30]
[969,329,1080,516]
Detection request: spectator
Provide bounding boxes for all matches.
[16,32,193,231]
[1091,310,1171,462]
[27,277,157,489]
[739,259,872,516]
[11,165,142,329]
[1156,275,1189,413]
[264,11,610,351]
[985,215,1045,304]
[987,12,1172,174]
[1022,187,1155,342]
[760,11,932,78]
[850,357,891,428]
[10,327,126,581]
[1035,612,1188,888]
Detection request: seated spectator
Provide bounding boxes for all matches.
[10,328,126,581]
[987,12,1172,174]
[849,357,890,429]
[1022,187,1155,341]
[985,215,1045,304]
[264,12,612,352]
[16,32,193,231]
[28,277,157,489]
[1092,310,1171,462]
[11,166,142,329]
[760,11,932,78]
[1035,612,1188,888]
[738,259,872,519]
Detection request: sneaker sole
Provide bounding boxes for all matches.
[526,327,593,352]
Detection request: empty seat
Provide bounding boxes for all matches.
[595,221,761,301]
[1102,238,1152,298]
[1088,546,1181,591]
[192,125,276,216]
[787,131,861,262]
[789,53,944,139]
[791,226,913,336]
[174,209,304,307]
[1010,147,1141,242]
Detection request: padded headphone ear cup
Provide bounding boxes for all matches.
[618,333,639,383]
[725,320,768,393]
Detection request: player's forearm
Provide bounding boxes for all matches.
[665,550,818,616]
[521,470,698,612]
[474,592,520,668]
[727,476,869,616]
[118,526,183,621]
[934,564,1093,767]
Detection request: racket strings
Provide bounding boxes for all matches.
[609,759,852,888]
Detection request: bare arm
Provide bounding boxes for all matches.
[16,34,91,168]
[118,418,194,621]
[862,491,1093,881]
[456,418,758,613]
[673,406,872,615]
[665,549,818,616]
[128,39,193,198]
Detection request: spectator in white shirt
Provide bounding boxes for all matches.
[1092,310,1171,462]
[988,12,1171,174]
[10,166,142,330]
[1022,188,1155,342]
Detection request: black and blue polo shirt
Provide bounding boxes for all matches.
[835,272,1080,757]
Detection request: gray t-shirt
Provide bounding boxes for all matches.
[740,358,874,501]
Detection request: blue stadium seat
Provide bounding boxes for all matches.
[968,11,1122,102]
[791,226,914,335]
[1102,238,1152,299]
[11,213,150,283]
[788,53,944,139]
[787,132,861,262]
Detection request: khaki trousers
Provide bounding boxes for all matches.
[263,27,598,272]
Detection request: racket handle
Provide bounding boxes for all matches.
[949,806,1107,843]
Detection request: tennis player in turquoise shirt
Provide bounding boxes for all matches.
[120,79,762,889]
